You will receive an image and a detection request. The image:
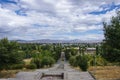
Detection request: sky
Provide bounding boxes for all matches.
[0,0,120,40]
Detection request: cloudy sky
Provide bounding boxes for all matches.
[0,0,120,40]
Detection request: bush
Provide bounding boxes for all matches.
[9,64,24,70]
[96,55,108,66]
[41,56,55,67]
[77,55,88,71]
[31,58,42,68]
[69,56,77,67]
[48,57,55,67]
[26,63,37,69]
[0,65,11,70]
[0,64,24,70]
[88,55,108,66]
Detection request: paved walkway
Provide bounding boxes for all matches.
[62,62,95,80]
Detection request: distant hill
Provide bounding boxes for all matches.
[14,39,102,44]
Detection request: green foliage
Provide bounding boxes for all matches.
[53,45,62,61]
[0,63,24,70]
[41,44,51,51]
[79,46,86,55]
[64,47,79,60]
[31,56,55,68]
[31,57,42,68]
[88,55,107,66]
[70,48,78,56]
[103,48,120,62]
[69,54,89,71]
[76,55,88,71]
[26,63,37,69]
[69,54,108,71]
[96,46,100,55]
[95,55,107,66]
[103,11,120,62]
[31,50,55,68]
[10,64,24,70]
[19,43,61,62]
[69,56,77,67]
[42,56,55,67]
[0,38,24,70]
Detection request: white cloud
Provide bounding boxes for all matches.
[0,0,119,40]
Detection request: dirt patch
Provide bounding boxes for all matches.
[0,69,35,78]
[0,70,18,78]
[89,66,120,80]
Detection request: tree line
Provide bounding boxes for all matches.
[0,39,62,70]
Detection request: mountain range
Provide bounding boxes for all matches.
[15,39,102,43]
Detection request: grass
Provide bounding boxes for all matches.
[0,70,18,78]
[0,58,33,78]
[0,69,36,78]
[89,66,120,80]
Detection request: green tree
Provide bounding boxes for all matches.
[64,48,71,60]
[31,57,42,68]
[42,56,55,67]
[76,55,88,71]
[69,56,77,67]
[0,38,24,70]
[103,11,120,62]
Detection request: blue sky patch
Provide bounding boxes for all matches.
[89,2,120,15]
[0,0,17,4]
[15,9,27,16]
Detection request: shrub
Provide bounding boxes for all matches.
[48,57,55,67]
[89,55,108,66]
[0,64,24,70]
[96,55,108,66]
[31,53,55,68]
[41,56,55,67]
[13,64,24,69]
[31,58,42,68]
[77,55,88,71]
[26,63,37,69]
[69,56,78,67]
[0,65,11,70]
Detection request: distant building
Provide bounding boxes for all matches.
[85,48,96,54]
[66,47,96,54]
